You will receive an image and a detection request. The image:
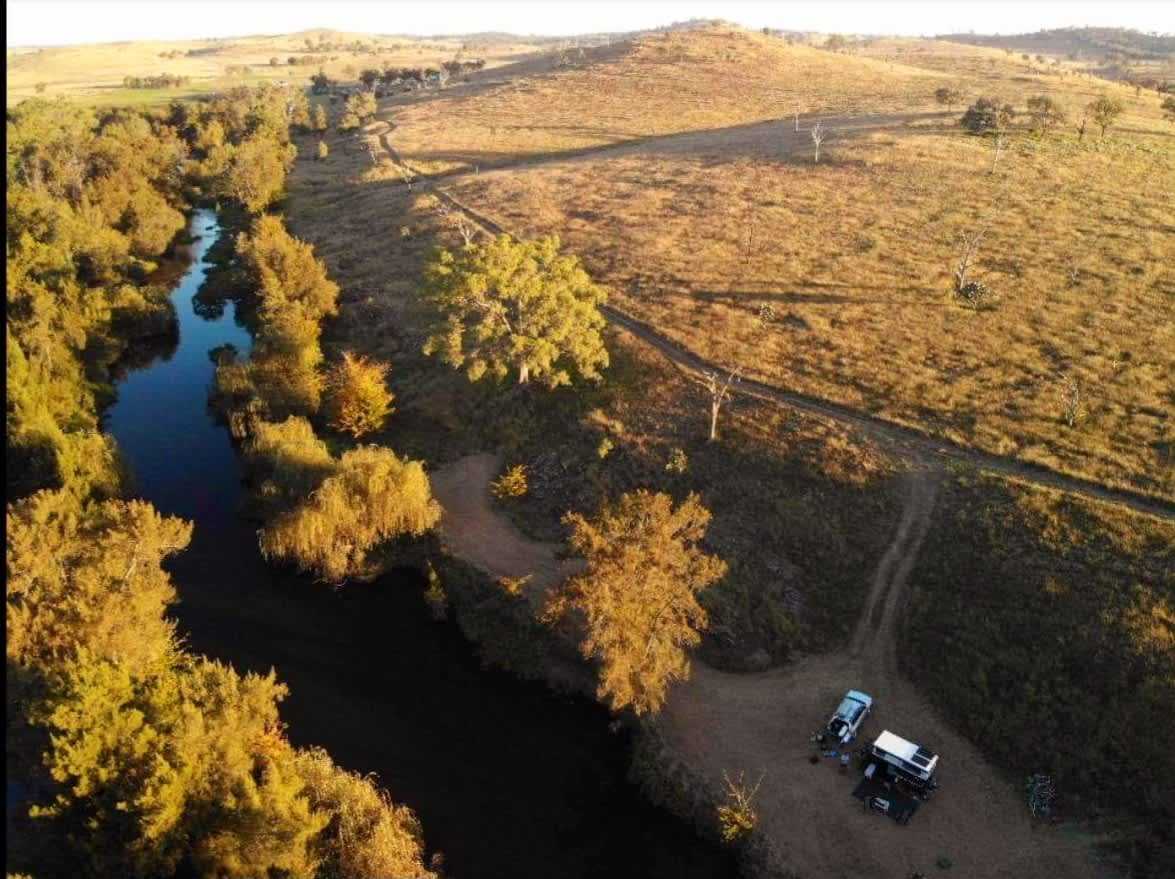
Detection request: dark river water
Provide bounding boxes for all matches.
[104,209,737,879]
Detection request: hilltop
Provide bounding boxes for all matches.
[373,23,1175,500]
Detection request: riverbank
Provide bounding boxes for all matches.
[104,209,739,878]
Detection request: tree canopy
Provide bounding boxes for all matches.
[959,96,1016,134]
[423,234,609,388]
[1087,95,1125,137]
[325,351,395,438]
[544,490,727,715]
[260,445,441,582]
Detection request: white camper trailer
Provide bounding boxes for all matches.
[868,730,939,796]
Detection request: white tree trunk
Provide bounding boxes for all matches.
[518,362,530,384]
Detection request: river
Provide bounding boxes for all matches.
[104,209,737,879]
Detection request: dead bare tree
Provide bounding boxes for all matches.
[694,366,742,442]
[990,130,1008,174]
[952,227,991,308]
[1059,374,1083,427]
[794,104,801,132]
[735,201,765,290]
[435,198,477,247]
[811,122,827,163]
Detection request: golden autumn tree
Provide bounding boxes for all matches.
[236,215,340,415]
[296,747,434,879]
[260,446,441,582]
[545,490,727,715]
[324,351,395,438]
[422,234,609,388]
[6,491,192,673]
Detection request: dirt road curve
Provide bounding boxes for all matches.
[370,121,1172,522]
[430,452,583,609]
[430,451,1107,878]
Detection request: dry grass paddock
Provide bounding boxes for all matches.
[374,26,1174,500]
[282,115,905,664]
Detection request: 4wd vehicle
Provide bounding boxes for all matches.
[823,689,873,744]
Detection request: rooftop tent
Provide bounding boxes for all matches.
[870,730,939,783]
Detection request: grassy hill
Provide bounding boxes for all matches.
[936,27,1175,89]
[386,26,943,174]
[377,24,1174,500]
[5,30,540,106]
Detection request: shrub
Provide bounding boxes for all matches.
[1026,95,1066,135]
[665,447,689,474]
[934,86,964,110]
[324,351,394,438]
[423,561,448,620]
[490,464,528,498]
[716,771,763,843]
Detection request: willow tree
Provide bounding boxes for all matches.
[544,490,727,715]
[422,234,609,388]
[260,446,441,582]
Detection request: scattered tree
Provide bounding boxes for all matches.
[825,34,848,52]
[6,491,192,673]
[543,491,727,715]
[695,366,742,442]
[295,747,434,878]
[324,351,394,437]
[952,227,991,308]
[810,121,827,163]
[1026,95,1066,136]
[310,69,332,94]
[360,68,382,90]
[222,134,297,213]
[1162,96,1175,123]
[316,139,329,160]
[422,234,609,388]
[934,86,964,112]
[1087,95,1124,138]
[960,96,1015,135]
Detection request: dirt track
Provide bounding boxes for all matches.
[370,107,1137,876]
[430,451,1107,878]
[369,120,1173,522]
